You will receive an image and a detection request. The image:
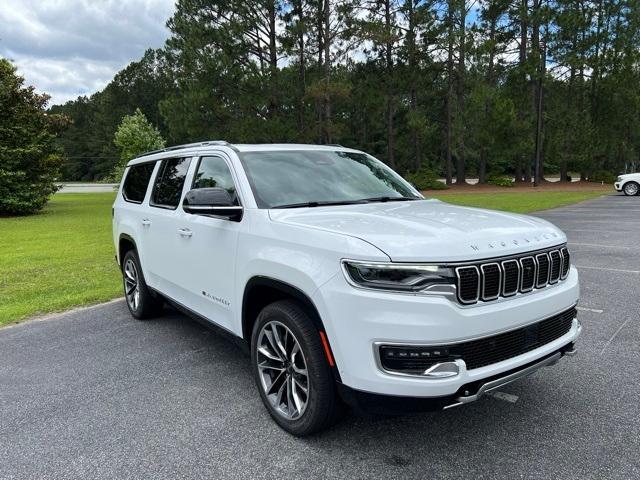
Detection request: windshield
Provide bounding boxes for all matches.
[239,150,421,208]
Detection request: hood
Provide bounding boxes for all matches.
[268,199,566,262]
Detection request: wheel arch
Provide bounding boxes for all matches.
[242,276,339,378]
[241,276,326,342]
[118,233,137,268]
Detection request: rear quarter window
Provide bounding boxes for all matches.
[122,163,155,203]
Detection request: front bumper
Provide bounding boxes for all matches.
[615,182,622,191]
[337,342,577,414]
[313,266,580,398]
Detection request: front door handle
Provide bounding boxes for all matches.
[178,228,193,238]
[141,218,151,227]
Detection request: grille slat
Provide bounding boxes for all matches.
[501,260,520,296]
[535,253,550,288]
[549,250,561,283]
[519,256,536,292]
[454,246,570,305]
[481,263,501,300]
[456,266,480,304]
[560,247,570,279]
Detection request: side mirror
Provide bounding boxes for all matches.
[183,187,243,221]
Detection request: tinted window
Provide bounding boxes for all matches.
[151,157,191,209]
[239,150,419,208]
[122,163,155,203]
[193,156,238,204]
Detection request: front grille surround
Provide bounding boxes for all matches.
[454,245,569,305]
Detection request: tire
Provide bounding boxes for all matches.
[251,300,343,436]
[623,181,639,196]
[122,249,163,319]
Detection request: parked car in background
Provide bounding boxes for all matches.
[112,141,581,435]
[615,173,640,196]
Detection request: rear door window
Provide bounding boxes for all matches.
[150,157,192,209]
[122,163,155,203]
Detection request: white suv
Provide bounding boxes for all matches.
[615,173,640,196]
[112,141,581,435]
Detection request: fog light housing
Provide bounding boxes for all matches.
[379,345,456,375]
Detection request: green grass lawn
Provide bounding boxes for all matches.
[0,189,606,326]
[429,190,606,213]
[0,192,120,326]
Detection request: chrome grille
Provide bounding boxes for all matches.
[455,246,569,305]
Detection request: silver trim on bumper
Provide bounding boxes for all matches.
[443,349,569,409]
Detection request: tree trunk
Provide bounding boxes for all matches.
[406,0,421,171]
[384,0,395,168]
[267,1,279,125]
[455,0,466,184]
[480,8,498,185]
[323,0,332,143]
[445,1,455,185]
[294,0,306,134]
[515,0,528,183]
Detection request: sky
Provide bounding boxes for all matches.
[0,0,176,106]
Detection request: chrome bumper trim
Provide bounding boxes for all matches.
[444,350,565,409]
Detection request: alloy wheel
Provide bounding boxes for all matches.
[256,321,310,420]
[123,258,140,311]
[624,183,638,195]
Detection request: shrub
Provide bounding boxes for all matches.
[405,168,448,190]
[589,170,616,184]
[486,174,514,187]
[0,59,68,215]
[111,109,165,182]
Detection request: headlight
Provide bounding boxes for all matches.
[342,261,456,292]
[617,176,623,182]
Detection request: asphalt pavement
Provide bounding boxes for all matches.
[1,193,639,479]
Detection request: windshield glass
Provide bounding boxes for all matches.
[239,150,421,208]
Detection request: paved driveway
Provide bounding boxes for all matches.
[1,194,638,480]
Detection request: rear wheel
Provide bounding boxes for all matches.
[251,300,342,436]
[623,181,639,196]
[122,250,163,319]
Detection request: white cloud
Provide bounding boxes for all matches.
[0,0,176,105]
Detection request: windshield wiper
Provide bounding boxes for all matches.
[359,196,419,203]
[271,199,370,209]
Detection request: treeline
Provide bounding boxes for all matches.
[51,0,640,182]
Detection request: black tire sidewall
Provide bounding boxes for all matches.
[251,300,338,436]
[122,250,159,319]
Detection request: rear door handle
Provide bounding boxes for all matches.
[178,228,193,238]
[142,218,151,227]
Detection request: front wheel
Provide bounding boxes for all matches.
[623,181,639,196]
[251,300,343,436]
[122,250,163,319]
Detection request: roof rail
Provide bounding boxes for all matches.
[136,140,235,158]
[326,143,343,147]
